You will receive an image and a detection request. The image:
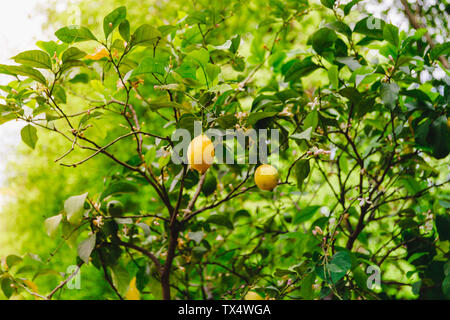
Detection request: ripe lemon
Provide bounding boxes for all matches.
[85,48,109,60]
[254,164,279,191]
[244,291,264,300]
[125,277,140,300]
[187,134,215,173]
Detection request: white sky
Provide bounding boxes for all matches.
[0,0,50,205]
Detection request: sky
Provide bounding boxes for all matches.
[0,0,49,205]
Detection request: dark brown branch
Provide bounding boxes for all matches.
[118,241,162,275]
[98,250,123,300]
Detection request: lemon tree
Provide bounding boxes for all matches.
[0,0,449,300]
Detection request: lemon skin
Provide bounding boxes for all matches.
[187,134,215,173]
[254,164,279,191]
[244,291,264,300]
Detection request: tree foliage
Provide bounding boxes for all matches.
[0,0,449,300]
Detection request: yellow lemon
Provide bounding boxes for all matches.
[187,134,215,173]
[254,164,279,191]
[125,277,140,300]
[244,291,264,300]
[85,48,109,60]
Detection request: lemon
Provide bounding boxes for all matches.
[244,291,264,300]
[125,277,140,300]
[187,134,215,173]
[254,164,279,191]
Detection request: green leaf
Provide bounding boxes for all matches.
[312,28,337,55]
[383,24,399,47]
[36,40,68,57]
[326,21,352,38]
[119,20,131,41]
[293,205,320,224]
[317,251,352,283]
[0,64,47,84]
[230,35,241,54]
[130,24,161,47]
[436,214,450,241]
[100,181,138,201]
[291,127,312,142]
[407,252,429,264]
[320,0,335,9]
[233,209,251,220]
[352,266,368,290]
[354,16,385,40]
[77,234,96,263]
[0,111,17,125]
[131,56,167,77]
[246,112,278,126]
[344,0,362,15]
[6,255,22,269]
[110,264,130,294]
[303,110,319,130]
[55,25,97,43]
[443,274,450,298]
[65,192,88,225]
[439,200,450,209]
[201,174,217,197]
[429,42,450,61]
[231,56,245,72]
[103,6,126,39]
[206,214,233,229]
[380,82,399,108]
[158,153,171,168]
[144,146,156,165]
[53,85,67,104]
[21,124,38,149]
[428,115,450,159]
[274,268,297,277]
[188,231,205,244]
[44,214,63,238]
[1,277,13,298]
[216,114,238,129]
[204,63,221,83]
[12,50,52,70]
[62,47,86,62]
[335,56,362,71]
[299,273,316,299]
[284,57,319,81]
[60,60,85,73]
[328,65,339,89]
[61,220,82,248]
[187,48,210,67]
[294,159,310,190]
[185,12,207,25]
[69,73,89,84]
